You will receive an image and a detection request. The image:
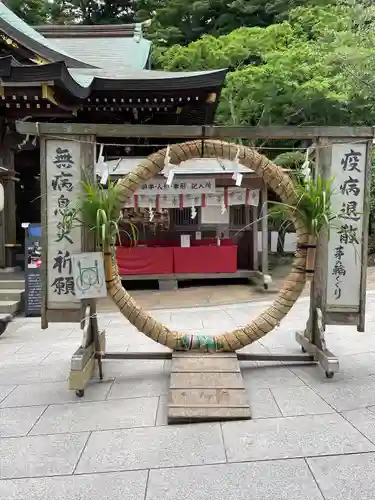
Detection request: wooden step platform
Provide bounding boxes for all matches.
[168,353,251,424]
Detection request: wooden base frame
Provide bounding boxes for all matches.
[69,304,338,400]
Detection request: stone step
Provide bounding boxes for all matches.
[0,279,25,289]
[0,289,24,301]
[0,300,20,315]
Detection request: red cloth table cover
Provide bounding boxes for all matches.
[116,246,174,275]
[173,245,237,274]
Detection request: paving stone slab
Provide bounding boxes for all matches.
[128,343,172,353]
[246,388,282,419]
[146,459,324,500]
[30,397,158,435]
[0,470,148,500]
[0,352,50,368]
[310,375,375,412]
[0,380,113,408]
[342,408,375,443]
[155,396,167,426]
[0,385,16,404]
[0,406,46,437]
[76,423,226,474]
[221,413,374,462]
[1,363,69,385]
[0,343,24,355]
[100,359,165,378]
[290,353,375,384]
[169,312,204,329]
[241,364,306,390]
[0,432,89,479]
[107,373,169,399]
[271,386,335,417]
[307,452,375,500]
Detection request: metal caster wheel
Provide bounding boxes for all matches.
[301,346,306,353]
[75,389,85,398]
[325,371,334,379]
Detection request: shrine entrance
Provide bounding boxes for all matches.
[16,121,372,423]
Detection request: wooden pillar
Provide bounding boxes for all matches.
[0,148,16,268]
[0,183,5,268]
[261,182,268,276]
[250,205,258,271]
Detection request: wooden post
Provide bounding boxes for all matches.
[261,182,268,277]
[0,189,5,269]
[306,138,330,347]
[3,150,16,247]
[250,204,258,270]
[0,148,16,269]
[358,139,372,332]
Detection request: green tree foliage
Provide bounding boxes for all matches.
[65,1,136,25]
[5,0,48,25]
[5,0,137,26]
[136,0,335,46]
[153,3,375,127]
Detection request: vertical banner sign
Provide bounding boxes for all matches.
[46,140,82,310]
[326,143,367,309]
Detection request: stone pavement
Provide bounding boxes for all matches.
[98,265,375,311]
[2,293,375,498]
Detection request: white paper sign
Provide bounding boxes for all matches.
[326,143,367,309]
[123,188,259,209]
[139,177,216,195]
[284,232,298,253]
[271,232,278,253]
[180,234,191,248]
[46,140,82,308]
[72,252,107,299]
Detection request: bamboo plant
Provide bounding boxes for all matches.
[61,178,138,275]
[269,171,340,276]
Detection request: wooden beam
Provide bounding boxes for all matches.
[15,122,375,140]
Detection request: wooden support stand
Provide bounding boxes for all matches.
[69,303,106,397]
[295,307,339,379]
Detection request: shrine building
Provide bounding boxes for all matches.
[0,2,273,295]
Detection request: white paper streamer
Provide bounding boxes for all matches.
[149,200,154,222]
[231,145,243,186]
[97,144,109,185]
[220,197,226,215]
[166,169,174,187]
[191,198,197,219]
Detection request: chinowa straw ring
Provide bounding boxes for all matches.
[103,140,310,352]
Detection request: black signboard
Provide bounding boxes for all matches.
[25,224,42,317]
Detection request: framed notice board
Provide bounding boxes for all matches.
[25,223,42,317]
